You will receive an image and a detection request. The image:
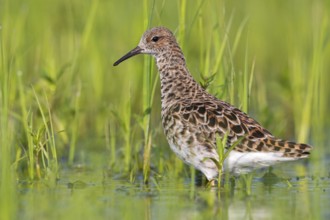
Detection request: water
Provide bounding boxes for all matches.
[17,160,330,220]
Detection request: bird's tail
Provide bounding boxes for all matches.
[268,139,313,158]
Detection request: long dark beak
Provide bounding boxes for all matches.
[113,46,143,66]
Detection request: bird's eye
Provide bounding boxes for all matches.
[151,36,159,42]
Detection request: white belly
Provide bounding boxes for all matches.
[168,142,297,180]
[224,150,297,176]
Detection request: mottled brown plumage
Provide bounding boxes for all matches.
[114,27,312,180]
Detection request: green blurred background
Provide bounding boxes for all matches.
[1,0,329,180]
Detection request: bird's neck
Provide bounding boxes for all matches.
[155,48,204,110]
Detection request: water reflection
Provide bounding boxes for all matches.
[17,162,330,220]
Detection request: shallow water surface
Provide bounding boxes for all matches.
[17,160,330,220]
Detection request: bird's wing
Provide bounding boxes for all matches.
[167,100,311,158]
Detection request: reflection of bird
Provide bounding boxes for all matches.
[113,27,312,181]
